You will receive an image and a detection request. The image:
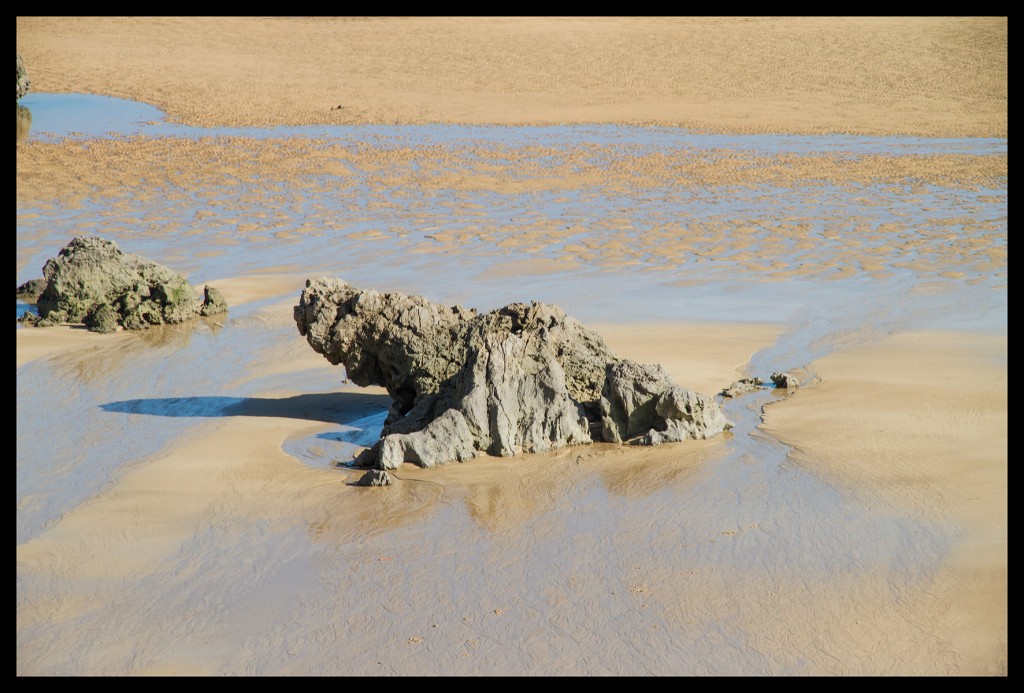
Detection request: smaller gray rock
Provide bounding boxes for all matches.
[356,469,393,487]
[601,359,733,444]
[721,377,765,398]
[35,236,212,330]
[200,285,228,316]
[600,360,675,443]
[640,386,734,445]
[771,372,800,390]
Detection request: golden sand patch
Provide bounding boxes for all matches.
[16,17,1006,137]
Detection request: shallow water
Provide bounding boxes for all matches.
[16,94,1006,675]
[16,95,1007,330]
[16,91,1006,544]
[16,301,37,321]
[17,93,1009,156]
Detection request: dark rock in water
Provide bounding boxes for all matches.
[295,277,733,470]
[770,371,800,391]
[15,278,47,303]
[17,53,29,102]
[200,285,228,316]
[84,303,119,333]
[720,377,765,398]
[32,236,228,331]
[356,469,393,487]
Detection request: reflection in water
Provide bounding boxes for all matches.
[456,453,578,532]
[591,440,719,499]
[369,440,719,534]
[17,105,31,141]
[132,314,225,347]
[306,474,445,544]
[39,318,222,386]
[16,301,38,320]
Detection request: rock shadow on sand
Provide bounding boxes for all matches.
[100,392,391,424]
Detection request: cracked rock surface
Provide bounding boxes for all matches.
[295,277,732,470]
[31,236,227,332]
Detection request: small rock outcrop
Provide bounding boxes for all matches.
[356,469,394,487]
[721,377,765,398]
[17,53,29,101]
[31,236,227,332]
[601,360,730,444]
[295,277,733,471]
[15,278,47,303]
[770,371,800,391]
[200,285,228,316]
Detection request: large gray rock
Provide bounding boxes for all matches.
[33,236,227,330]
[295,277,732,470]
[17,53,29,101]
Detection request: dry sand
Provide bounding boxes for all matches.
[16,16,1007,137]
[15,17,1006,676]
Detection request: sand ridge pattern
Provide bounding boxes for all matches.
[17,136,1007,288]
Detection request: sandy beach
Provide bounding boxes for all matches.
[16,17,1006,676]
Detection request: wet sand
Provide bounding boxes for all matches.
[16,17,1006,676]
[761,331,1007,673]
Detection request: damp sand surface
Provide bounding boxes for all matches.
[16,17,1006,676]
[16,307,1006,676]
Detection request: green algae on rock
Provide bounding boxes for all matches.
[33,236,227,332]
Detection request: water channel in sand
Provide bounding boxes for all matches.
[16,94,1005,674]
